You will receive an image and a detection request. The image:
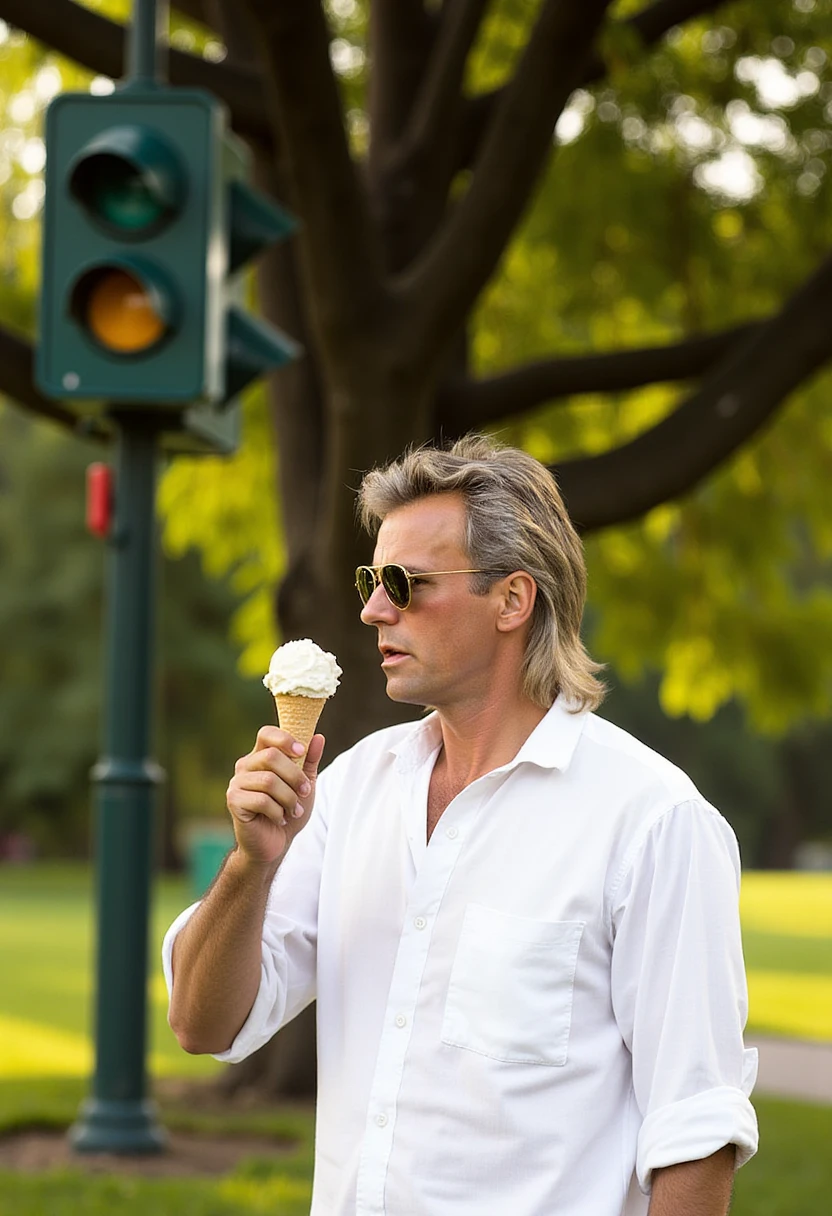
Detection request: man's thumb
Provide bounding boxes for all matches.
[303,734,325,779]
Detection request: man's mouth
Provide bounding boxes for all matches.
[379,645,410,664]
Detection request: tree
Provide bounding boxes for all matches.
[1,0,832,1096]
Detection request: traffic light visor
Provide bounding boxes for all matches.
[69,126,185,237]
[70,260,176,355]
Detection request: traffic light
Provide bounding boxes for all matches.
[36,86,300,447]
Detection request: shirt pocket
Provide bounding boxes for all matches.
[441,903,584,1066]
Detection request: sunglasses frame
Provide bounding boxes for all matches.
[355,563,490,610]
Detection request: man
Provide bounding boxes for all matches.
[164,434,758,1215]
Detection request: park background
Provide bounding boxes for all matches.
[1,0,832,1213]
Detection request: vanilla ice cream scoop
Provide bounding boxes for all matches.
[263,638,342,698]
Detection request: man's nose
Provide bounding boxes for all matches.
[360,581,399,625]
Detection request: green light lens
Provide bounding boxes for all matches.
[85,157,165,233]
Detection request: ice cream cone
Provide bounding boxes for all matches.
[274,694,327,765]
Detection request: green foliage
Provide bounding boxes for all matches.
[470,0,832,731]
[3,0,832,736]
[157,386,284,680]
[0,409,104,850]
[601,674,832,866]
[0,406,268,854]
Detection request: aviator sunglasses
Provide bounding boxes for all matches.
[355,564,494,611]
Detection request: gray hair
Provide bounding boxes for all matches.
[357,434,606,712]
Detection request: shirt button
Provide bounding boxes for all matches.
[414,916,427,930]
[376,1113,388,1127]
[446,826,459,839]
[395,1014,407,1028]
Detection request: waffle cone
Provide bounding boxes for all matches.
[274,694,327,765]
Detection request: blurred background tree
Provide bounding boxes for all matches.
[0,402,267,863]
[1,0,832,1096]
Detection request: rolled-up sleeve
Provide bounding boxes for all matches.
[609,799,759,1193]
[162,768,332,1064]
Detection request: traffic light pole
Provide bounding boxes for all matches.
[70,415,168,1153]
[36,0,300,1153]
[69,0,171,1157]
[128,0,168,87]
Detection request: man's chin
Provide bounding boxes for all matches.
[383,674,429,708]
[384,684,421,706]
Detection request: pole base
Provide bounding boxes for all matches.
[69,1098,168,1154]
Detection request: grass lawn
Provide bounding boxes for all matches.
[0,1076,315,1216]
[0,865,830,1212]
[0,864,218,1080]
[1,864,829,1070]
[0,1077,827,1215]
[740,872,832,1041]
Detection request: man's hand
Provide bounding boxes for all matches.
[226,727,326,866]
[168,727,325,1055]
[648,1144,736,1216]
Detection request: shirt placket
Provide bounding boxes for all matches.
[355,759,487,1216]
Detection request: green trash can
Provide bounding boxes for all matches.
[186,827,236,898]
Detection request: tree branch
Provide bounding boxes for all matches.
[458,0,728,171]
[240,1,388,356]
[249,145,326,567]
[398,0,613,362]
[555,252,832,532]
[0,0,268,140]
[437,323,760,432]
[368,0,437,163]
[0,324,106,438]
[400,0,489,168]
[366,0,440,276]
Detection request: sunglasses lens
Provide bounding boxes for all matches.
[356,567,376,605]
[381,565,410,609]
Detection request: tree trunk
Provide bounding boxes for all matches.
[217,1003,318,1100]
[761,737,808,870]
[217,558,421,1099]
[157,770,183,873]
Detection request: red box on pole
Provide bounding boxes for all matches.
[86,462,113,538]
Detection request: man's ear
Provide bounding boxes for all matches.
[495,572,537,633]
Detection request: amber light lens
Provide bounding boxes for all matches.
[83,268,166,354]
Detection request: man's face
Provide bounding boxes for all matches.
[360,493,507,710]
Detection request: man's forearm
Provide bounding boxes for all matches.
[647,1145,736,1216]
[168,848,280,1054]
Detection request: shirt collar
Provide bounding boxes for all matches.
[389,696,589,775]
[511,697,588,772]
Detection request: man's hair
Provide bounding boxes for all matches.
[357,433,606,712]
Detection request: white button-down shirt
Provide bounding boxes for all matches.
[163,699,758,1216]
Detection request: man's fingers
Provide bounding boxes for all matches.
[237,768,304,811]
[239,747,309,793]
[253,725,305,756]
[228,788,289,827]
[228,728,322,846]
[303,734,325,776]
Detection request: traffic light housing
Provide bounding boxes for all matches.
[37,86,300,450]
